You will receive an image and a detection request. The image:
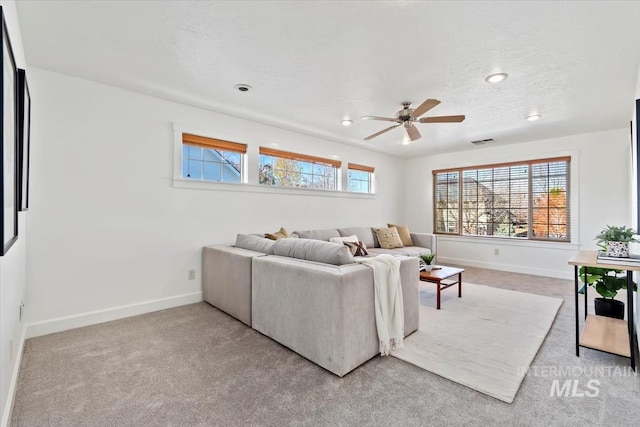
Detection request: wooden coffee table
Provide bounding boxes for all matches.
[419,266,464,309]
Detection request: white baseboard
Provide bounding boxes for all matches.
[439,256,573,280]
[1,326,26,427]
[25,291,203,339]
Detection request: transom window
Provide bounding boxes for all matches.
[347,163,375,193]
[258,147,341,190]
[434,157,570,242]
[182,133,245,182]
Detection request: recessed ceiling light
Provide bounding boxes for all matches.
[402,139,411,145]
[525,114,542,121]
[331,154,340,159]
[485,73,508,83]
[341,119,353,126]
[234,84,252,92]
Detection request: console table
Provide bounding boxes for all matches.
[568,251,637,370]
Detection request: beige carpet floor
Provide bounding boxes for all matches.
[393,283,563,403]
[10,266,640,426]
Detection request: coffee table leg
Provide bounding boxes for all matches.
[437,280,441,310]
[459,273,462,298]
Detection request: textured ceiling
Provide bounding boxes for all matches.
[15,1,640,158]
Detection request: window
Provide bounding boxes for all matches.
[347,163,375,193]
[434,157,570,242]
[258,147,341,190]
[182,133,246,182]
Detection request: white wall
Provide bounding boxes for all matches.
[404,128,632,279]
[0,1,27,425]
[24,68,405,330]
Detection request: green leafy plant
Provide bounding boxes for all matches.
[419,253,436,265]
[595,225,639,245]
[578,266,637,299]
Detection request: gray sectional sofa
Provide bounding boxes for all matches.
[202,226,437,377]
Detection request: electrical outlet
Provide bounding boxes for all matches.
[188,269,196,280]
[9,339,14,361]
[494,248,500,256]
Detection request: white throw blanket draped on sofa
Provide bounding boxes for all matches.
[356,254,404,355]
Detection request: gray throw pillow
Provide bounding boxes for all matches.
[272,238,355,265]
[235,234,275,255]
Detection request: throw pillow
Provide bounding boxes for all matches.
[329,235,366,247]
[344,241,368,257]
[265,227,290,240]
[387,223,414,246]
[374,227,404,249]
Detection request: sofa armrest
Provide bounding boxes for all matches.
[410,232,437,260]
[251,255,419,376]
[202,245,267,326]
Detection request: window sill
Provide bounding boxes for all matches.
[436,234,580,251]
[172,178,377,199]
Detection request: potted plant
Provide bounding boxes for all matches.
[595,225,639,258]
[578,266,637,319]
[419,253,436,271]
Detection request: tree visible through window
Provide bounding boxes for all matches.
[434,157,570,242]
[258,147,340,190]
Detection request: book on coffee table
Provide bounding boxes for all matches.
[596,251,640,266]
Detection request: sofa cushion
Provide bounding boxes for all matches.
[367,246,431,257]
[338,227,376,248]
[294,228,340,241]
[374,227,404,249]
[235,234,275,254]
[273,238,355,265]
[387,223,414,246]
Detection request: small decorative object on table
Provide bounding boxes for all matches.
[595,225,639,258]
[419,252,436,271]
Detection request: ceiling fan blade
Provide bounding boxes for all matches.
[419,115,466,123]
[364,124,401,140]
[411,99,441,118]
[361,116,397,122]
[406,124,422,141]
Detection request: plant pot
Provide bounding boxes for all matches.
[594,297,625,319]
[606,241,629,258]
[424,264,433,271]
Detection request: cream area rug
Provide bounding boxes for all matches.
[392,283,563,403]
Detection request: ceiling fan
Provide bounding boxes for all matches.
[362,99,465,142]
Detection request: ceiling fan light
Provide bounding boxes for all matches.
[341,119,353,126]
[484,73,508,83]
[525,114,542,121]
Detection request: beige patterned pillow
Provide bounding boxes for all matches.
[374,227,404,249]
[387,223,414,246]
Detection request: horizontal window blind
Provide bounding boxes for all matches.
[259,147,341,168]
[433,156,570,242]
[348,163,375,173]
[182,133,247,154]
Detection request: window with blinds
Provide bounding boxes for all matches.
[258,147,341,190]
[347,163,375,193]
[433,157,570,242]
[181,133,246,182]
